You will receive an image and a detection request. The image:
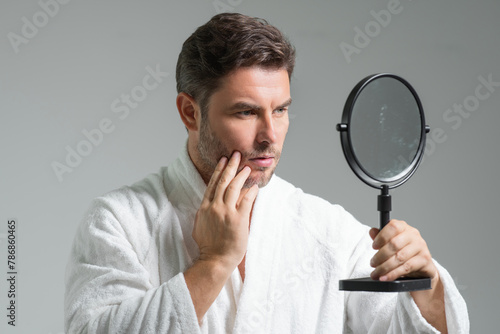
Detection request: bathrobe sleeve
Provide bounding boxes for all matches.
[341,211,470,334]
[64,187,201,334]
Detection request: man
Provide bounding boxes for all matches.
[65,13,468,333]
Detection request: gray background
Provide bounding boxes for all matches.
[1,0,498,332]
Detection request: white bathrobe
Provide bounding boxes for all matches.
[64,147,469,333]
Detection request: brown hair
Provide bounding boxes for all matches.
[176,13,296,116]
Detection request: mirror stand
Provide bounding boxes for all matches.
[339,185,431,292]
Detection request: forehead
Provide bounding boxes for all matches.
[209,67,290,106]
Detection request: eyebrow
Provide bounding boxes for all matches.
[228,98,292,112]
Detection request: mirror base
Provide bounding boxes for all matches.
[339,277,431,292]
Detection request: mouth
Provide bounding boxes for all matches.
[248,156,275,168]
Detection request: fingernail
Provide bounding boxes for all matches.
[370,258,375,267]
[380,276,388,281]
[232,151,241,159]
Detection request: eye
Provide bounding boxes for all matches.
[275,107,288,114]
[238,110,254,117]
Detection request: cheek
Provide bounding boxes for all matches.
[229,131,255,149]
[214,122,255,148]
[277,120,289,142]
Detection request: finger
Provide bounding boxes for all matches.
[371,242,422,279]
[369,228,379,241]
[237,184,259,215]
[391,243,434,281]
[213,151,241,201]
[377,254,428,282]
[224,166,252,206]
[203,156,228,203]
[372,219,407,250]
[236,183,252,207]
[370,230,412,267]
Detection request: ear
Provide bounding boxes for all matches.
[176,92,200,131]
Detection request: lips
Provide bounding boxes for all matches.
[249,156,275,168]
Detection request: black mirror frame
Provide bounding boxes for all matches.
[337,73,429,189]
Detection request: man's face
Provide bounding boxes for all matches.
[195,67,291,188]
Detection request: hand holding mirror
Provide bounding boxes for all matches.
[337,73,431,292]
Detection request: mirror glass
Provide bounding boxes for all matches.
[349,77,422,181]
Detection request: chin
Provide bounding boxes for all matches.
[244,170,274,188]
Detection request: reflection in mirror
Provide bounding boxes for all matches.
[349,77,422,181]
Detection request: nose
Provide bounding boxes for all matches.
[256,112,277,145]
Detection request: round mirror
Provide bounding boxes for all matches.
[337,73,432,292]
[337,73,428,189]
